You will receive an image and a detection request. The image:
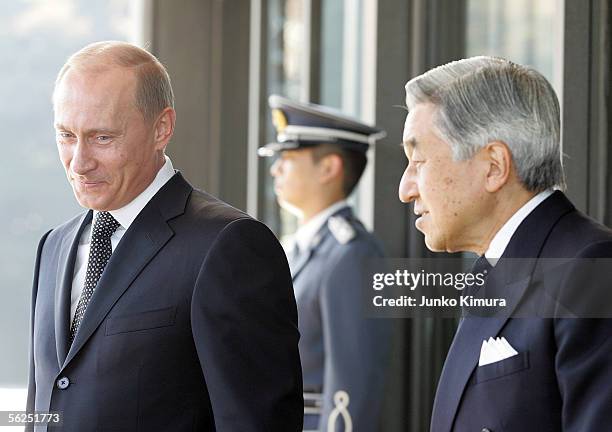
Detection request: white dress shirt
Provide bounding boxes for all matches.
[293,200,349,254]
[485,189,554,265]
[70,156,176,321]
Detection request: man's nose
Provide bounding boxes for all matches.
[71,139,96,175]
[270,158,281,177]
[398,166,418,203]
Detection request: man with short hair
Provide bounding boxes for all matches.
[27,41,303,431]
[398,56,612,431]
[260,95,391,431]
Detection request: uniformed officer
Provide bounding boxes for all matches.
[259,95,391,432]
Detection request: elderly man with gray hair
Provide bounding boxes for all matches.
[399,56,612,431]
[27,41,303,431]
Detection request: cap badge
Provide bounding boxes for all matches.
[271,108,288,133]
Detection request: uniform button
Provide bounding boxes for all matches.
[56,377,70,390]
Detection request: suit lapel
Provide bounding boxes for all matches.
[291,206,353,281]
[55,211,92,367]
[62,173,192,369]
[432,191,575,432]
[431,273,531,432]
[290,247,314,279]
[291,226,331,280]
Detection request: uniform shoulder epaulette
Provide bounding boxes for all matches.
[327,215,356,244]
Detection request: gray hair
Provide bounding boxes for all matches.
[405,56,564,192]
[54,41,174,122]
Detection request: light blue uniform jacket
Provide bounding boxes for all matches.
[289,207,391,432]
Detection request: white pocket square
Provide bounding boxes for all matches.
[478,336,519,366]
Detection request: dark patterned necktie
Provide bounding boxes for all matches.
[459,255,494,323]
[471,255,493,278]
[69,211,120,344]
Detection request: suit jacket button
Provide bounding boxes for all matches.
[482,429,492,432]
[56,377,70,390]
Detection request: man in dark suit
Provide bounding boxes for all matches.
[259,95,391,431]
[398,56,612,431]
[27,41,303,431]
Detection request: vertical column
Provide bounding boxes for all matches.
[373,2,466,431]
[150,0,251,210]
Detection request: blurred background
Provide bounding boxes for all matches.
[1,0,609,430]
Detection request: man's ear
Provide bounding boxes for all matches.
[153,107,176,151]
[483,141,512,193]
[317,153,343,185]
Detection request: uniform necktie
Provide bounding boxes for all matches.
[287,243,302,275]
[69,211,120,344]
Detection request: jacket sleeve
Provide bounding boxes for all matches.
[190,218,303,431]
[555,318,612,431]
[26,230,51,428]
[319,243,391,432]
[555,240,612,431]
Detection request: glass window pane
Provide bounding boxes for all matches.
[260,0,307,241]
[320,0,345,108]
[466,0,563,91]
[0,0,137,406]
[259,0,370,240]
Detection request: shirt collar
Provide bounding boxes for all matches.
[93,155,175,231]
[294,200,349,253]
[485,189,554,264]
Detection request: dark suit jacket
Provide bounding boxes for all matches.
[431,191,612,432]
[27,173,303,431]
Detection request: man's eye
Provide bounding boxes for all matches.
[58,132,73,139]
[97,135,112,142]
